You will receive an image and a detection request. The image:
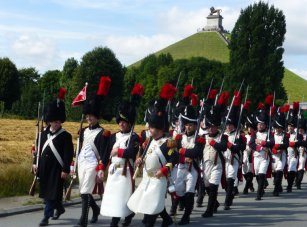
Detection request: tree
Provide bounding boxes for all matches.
[229,1,286,105]
[11,68,40,118]
[70,47,124,120]
[0,58,20,109]
[39,70,62,104]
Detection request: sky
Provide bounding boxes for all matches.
[1,0,307,79]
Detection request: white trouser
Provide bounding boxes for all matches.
[272,152,286,172]
[225,158,239,180]
[171,163,198,197]
[78,159,97,194]
[203,160,222,187]
[298,153,307,171]
[253,152,269,175]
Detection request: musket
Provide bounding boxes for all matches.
[194,77,214,142]
[133,137,153,180]
[218,79,245,142]
[233,86,249,141]
[64,114,84,201]
[167,71,182,123]
[29,91,45,196]
[267,91,275,141]
[295,96,304,140]
[214,77,225,106]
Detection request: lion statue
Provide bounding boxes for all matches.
[210,6,222,15]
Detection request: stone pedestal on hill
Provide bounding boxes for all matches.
[203,14,224,32]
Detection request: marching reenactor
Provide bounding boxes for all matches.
[75,77,112,227]
[249,96,275,201]
[201,91,228,218]
[271,106,289,196]
[32,88,74,226]
[296,114,307,189]
[127,83,179,227]
[286,102,303,193]
[170,104,205,225]
[223,92,246,210]
[100,84,143,227]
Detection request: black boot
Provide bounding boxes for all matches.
[169,197,180,216]
[89,195,100,224]
[213,200,220,213]
[39,217,49,226]
[77,194,90,227]
[122,213,135,226]
[202,184,218,218]
[243,174,249,194]
[196,180,205,207]
[110,217,120,227]
[224,178,234,210]
[273,171,283,196]
[287,171,296,192]
[264,178,269,189]
[178,192,194,225]
[178,198,185,211]
[255,174,265,200]
[160,208,173,227]
[296,170,304,190]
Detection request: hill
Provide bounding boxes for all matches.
[133,31,307,101]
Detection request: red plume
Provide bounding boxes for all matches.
[233,90,241,107]
[131,83,144,96]
[293,101,299,111]
[191,94,198,107]
[97,76,111,96]
[243,100,252,110]
[265,94,274,106]
[258,103,265,109]
[217,91,229,106]
[183,84,193,98]
[58,87,67,100]
[280,104,290,113]
[160,83,177,100]
[208,89,218,99]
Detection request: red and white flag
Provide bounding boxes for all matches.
[72,83,87,106]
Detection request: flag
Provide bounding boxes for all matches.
[72,83,87,106]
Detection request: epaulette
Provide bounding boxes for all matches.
[167,138,177,149]
[103,129,111,137]
[196,136,206,145]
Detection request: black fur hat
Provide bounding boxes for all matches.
[116,100,136,125]
[45,99,66,123]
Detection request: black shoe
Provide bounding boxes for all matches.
[213,201,220,213]
[243,188,248,194]
[273,191,279,196]
[90,207,100,223]
[223,205,230,210]
[250,186,255,192]
[196,203,203,207]
[161,218,173,227]
[39,217,49,226]
[287,187,292,193]
[52,208,65,220]
[202,212,213,218]
[297,185,302,190]
[178,217,189,225]
[264,180,269,189]
[255,196,261,201]
[122,213,135,226]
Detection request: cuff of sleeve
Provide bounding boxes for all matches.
[117,148,124,157]
[175,134,182,141]
[256,145,262,152]
[160,166,169,177]
[227,142,233,149]
[96,163,105,171]
[261,141,266,146]
[289,141,296,148]
[179,148,186,156]
[274,144,280,149]
[209,140,216,146]
[272,148,277,154]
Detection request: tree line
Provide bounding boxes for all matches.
[0,2,287,122]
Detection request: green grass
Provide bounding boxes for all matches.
[155,31,229,63]
[283,68,307,102]
[130,31,306,100]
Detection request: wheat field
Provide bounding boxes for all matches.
[0,118,145,197]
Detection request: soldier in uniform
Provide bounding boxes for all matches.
[170,105,205,225]
[223,93,246,210]
[296,115,307,189]
[127,83,179,227]
[242,114,256,194]
[286,102,303,193]
[271,108,289,196]
[201,92,228,218]
[32,89,74,226]
[75,79,111,227]
[249,103,275,201]
[100,100,140,227]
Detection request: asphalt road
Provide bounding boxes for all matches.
[1,178,307,227]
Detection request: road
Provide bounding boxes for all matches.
[1,178,307,227]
